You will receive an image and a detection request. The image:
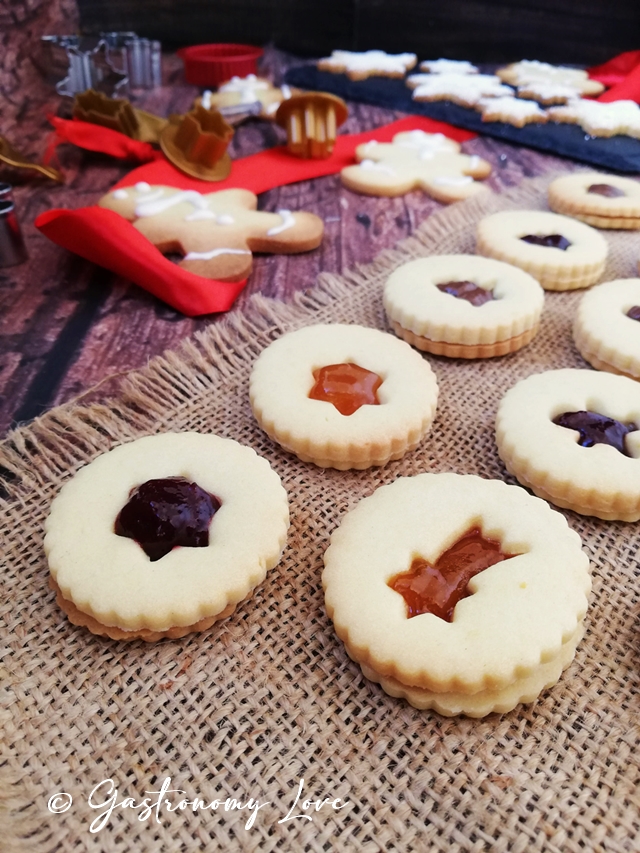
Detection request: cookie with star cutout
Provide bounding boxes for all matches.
[322,473,590,717]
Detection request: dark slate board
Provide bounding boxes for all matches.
[285,65,640,174]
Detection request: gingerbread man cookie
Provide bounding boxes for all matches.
[98,183,324,281]
[340,130,491,202]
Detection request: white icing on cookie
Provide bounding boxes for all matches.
[432,175,474,187]
[478,95,548,123]
[359,159,398,176]
[113,189,129,200]
[267,209,295,236]
[135,182,152,193]
[320,49,417,76]
[419,59,479,75]
[409,73,512,106]
[184,248,252,261]
[135,190,210,218]
[217,214,235,225]
[548,99,640,137]
[201,90,213,110]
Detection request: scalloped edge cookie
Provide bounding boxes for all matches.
[496,368,640,520]
[249,323,439,469]
[548,172,640,229]
[573,278,640,381]
[476,210,608,291]
[322,473,590,717]
[44,432,290,638]
[384,255,544,358]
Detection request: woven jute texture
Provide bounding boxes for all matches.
[1,174,639,853]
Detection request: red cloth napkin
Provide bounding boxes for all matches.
[589,50,640,103]
[36,116,476,316]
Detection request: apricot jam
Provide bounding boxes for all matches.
[308,362,382,416]
[388,527,519,622]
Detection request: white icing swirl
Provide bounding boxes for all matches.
[184,248,251,261]
[113,189,128,199]
[359,159,397,176]
[432,175,473,186]
[135,190,209,218]
[267,209,296,236]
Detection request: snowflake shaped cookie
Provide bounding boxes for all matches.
[548,99,640,138]
[418,59,479,75]
[407,73,512,107]
[318,49,417,80]
[340,130,491,202]
[496,60,604,96]
[477,95,548,127]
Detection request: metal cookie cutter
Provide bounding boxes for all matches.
[0,184,29,268]
[40,32,162,97]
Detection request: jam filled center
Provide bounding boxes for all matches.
[587,183,626,198]
[626,306,640,322]
[115,476,221,561]
[520,233,571,250]
[388,527,520,622]
[553,410,638,457]
[436,280,495,306]
[308,362,382,416]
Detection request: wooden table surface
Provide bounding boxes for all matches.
[0,40,578,438]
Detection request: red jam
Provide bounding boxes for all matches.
[115,476,221,561]
[553,410,638,457]
[521,234,571,250]
[436,280,494,306]
[308,362,382,416]
[587,183,626,198]
[627,306,640,322]
[388,527,520,622]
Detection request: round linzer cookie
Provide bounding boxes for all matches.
[476,210,608,291]
[573,278,640,381]
[548,173,640,230]
[322,473,590,718]
[44,433,290,641]
[383,255,544,358]
[496,368,640,520]
[249,323,439,469]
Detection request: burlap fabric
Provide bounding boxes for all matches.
[1,175,639,852]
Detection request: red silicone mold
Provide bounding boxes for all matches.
[178,43,264,87]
